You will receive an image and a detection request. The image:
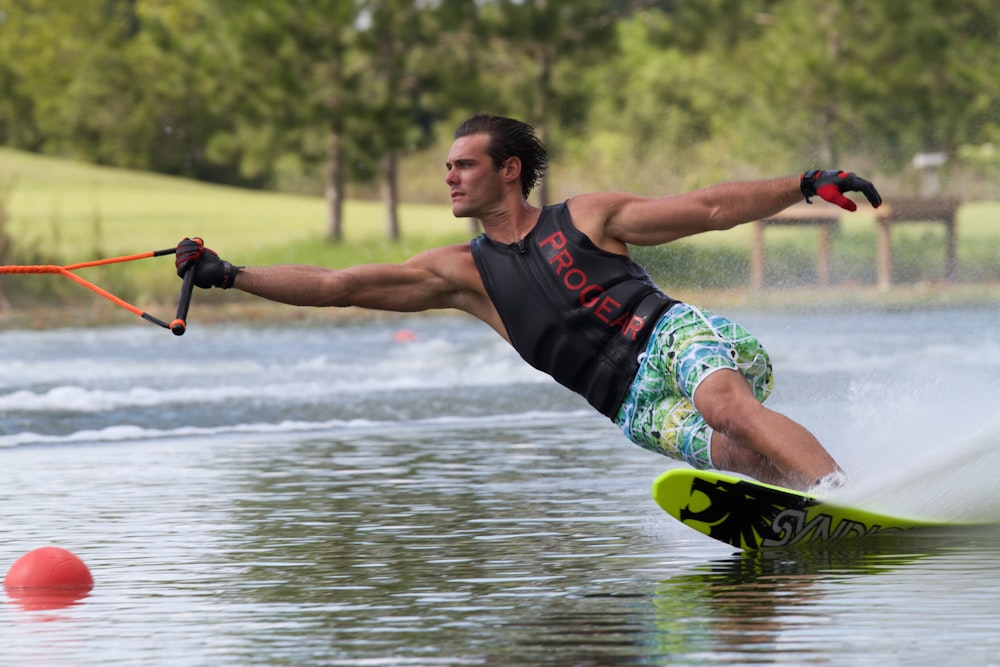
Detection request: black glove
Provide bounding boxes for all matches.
[175,237,204,275]
[175,237,241,289]
[800,169,882,212]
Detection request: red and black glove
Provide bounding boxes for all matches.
[175,237,241,289]
[800,169,882,212]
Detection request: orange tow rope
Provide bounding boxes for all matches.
[0,247,196,335]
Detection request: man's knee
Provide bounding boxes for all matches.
[693,370,760,436]
[702,400,761,441]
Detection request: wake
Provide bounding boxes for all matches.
[825,373,1000,522]
[833,421,1000,522]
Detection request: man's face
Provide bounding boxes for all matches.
[445,133,503,218]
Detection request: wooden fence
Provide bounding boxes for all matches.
[751,196,961,290]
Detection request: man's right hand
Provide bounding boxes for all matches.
[175,237,241,289]
[800,170,882,212]
[175,237,204,275]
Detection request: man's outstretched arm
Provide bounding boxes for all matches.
[234,262,459,311]
[579,171,882,248]
[176,239,470,313]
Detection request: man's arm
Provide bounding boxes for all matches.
[572,171,881,249]
[602,177,803,246]
[181,241,478,313]
[234,262,454,311]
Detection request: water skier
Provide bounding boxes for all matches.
[176,113,881,491]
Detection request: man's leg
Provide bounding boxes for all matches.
[693,368,841,490]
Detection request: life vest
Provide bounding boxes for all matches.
[471,201,677,417]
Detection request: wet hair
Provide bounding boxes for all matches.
[454,114,548,199]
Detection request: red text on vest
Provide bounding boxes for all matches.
[538,231,646,340]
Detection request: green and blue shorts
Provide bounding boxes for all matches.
[614,303,773,469]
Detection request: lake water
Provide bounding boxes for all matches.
[3,307,1000,666]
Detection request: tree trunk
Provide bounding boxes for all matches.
[533,43,553,206]
[382,152,400,242]
[324,130,345,242]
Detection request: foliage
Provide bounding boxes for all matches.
[0,0,998,240]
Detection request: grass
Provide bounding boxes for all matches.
[0,147,466,255]
[0,147,469,309]
[1,145,999,322]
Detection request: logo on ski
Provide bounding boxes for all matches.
[677,475,899,549]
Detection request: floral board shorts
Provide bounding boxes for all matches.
[614,303,773,469]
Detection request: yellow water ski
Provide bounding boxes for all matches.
[652,468,956,551]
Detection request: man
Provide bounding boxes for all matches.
[176,113,882,491]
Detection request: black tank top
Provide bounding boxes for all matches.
[470,201,677,418]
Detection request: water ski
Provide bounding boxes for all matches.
[652,468,975,551]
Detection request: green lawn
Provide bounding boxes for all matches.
[0,147,465,259]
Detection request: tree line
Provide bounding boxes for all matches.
[1,0,998,241]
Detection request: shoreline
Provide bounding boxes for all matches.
[2,282,998,332]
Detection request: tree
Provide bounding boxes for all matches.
[569,6,760,194]
[481,0,629,205]
[575,0,1000,193]
[735,0,1000,172]
[850,0,1000,166]
[4,0,998,216]
[0,3,43,149]
[356,0,445,241]
[127,0,248,181]
[202,1,367,240]
[0,0,134,162]
[0,0,244,180]
[354,0,505,242]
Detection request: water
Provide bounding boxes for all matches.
[3,308,1000,665]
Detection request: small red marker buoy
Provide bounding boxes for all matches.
[5,546,93,589]
[393,329,416,343]
[5,546,93,610]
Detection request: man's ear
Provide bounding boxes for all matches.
[501,156,522,185]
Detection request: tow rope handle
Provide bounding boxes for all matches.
[171,257,196,335]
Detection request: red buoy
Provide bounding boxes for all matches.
[5,546,93,590]
[5,546,93,611]
[393,329,416,342]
